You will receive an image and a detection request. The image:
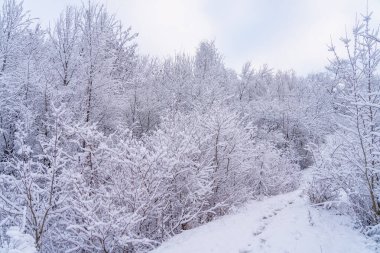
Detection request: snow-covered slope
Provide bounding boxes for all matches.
[152,186,377,253]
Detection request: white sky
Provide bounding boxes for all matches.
[21,0,380,75]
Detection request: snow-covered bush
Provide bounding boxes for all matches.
[307,136,341,205]
[251,138,300,196]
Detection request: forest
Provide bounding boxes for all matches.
[0,0,379,252]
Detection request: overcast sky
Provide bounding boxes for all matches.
[22,0,380,75]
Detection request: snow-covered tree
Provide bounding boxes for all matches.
[310,10,380,226]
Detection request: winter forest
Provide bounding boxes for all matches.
[0,0,380,252]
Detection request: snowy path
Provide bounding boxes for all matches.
[151,188,377,253]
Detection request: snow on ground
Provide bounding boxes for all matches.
[152,172,378,253]
[0,227,37,253]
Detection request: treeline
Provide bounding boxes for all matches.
[0,0,378,252]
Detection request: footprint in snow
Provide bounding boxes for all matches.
[253,225,266,236]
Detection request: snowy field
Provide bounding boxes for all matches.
[152,179,378,253]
